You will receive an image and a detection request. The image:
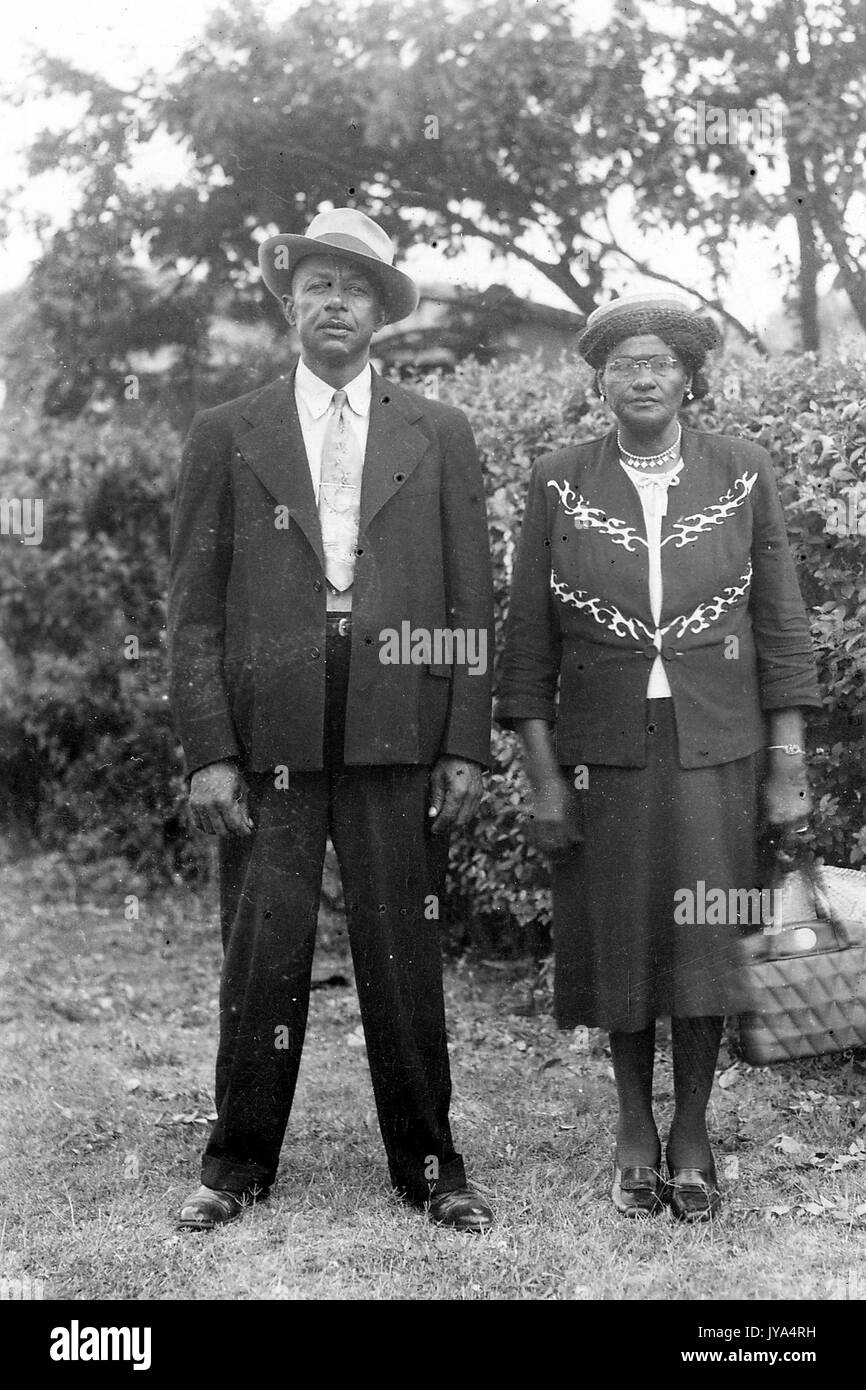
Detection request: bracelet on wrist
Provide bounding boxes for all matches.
[767,744,806,756]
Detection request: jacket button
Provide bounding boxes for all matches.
[314,580,323,592]
[661,645,678,661]
[642,644,657,660]
[310,647,320,660]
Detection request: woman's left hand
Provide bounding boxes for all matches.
[763,759,812,828]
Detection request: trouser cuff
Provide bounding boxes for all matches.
[396,1153,468,1207]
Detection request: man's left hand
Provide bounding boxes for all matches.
[428,757,483,835]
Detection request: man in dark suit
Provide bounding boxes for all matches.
[169,208,494,1232]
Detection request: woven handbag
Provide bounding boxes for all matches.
[736,862,866,1064]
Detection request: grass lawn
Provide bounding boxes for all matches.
[2,852,865,1302]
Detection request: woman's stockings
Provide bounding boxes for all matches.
[609,1022,659,1168]
[667,1014,724,1171]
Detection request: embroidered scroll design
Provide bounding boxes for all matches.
[548,471,758,553]
[550,573,655,643]
[661,472,758,548]
[547,479,646,552]
[661,563,753,638]
[550,563,753,643]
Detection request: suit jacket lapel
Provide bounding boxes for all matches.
[585,428,648,541]
[359,372,430,532]
[666,426,711,531]
[237,372,324,566]
[236,368,432,568]
[594,425,716,545]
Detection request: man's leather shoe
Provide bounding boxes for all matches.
[177,1184,267,1230]
[427,1187,494,1233]
[664,1161,722,1223]
[611,1162,665,1217]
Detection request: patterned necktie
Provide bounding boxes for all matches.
[318,388,364,592]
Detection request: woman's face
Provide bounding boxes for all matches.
[599,333,690,436]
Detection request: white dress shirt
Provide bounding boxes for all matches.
[294,360,372,611]
[294,359,372,502]
[619,457,685,699]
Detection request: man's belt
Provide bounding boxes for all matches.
[326,613,352,637]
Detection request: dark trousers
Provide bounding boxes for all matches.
[201,628,466,1203]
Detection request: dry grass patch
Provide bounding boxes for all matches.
[2,855,865,1300]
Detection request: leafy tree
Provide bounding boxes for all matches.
[7,0,865,409]
[651,0,866,353]
[5,58,209,413]
[147,0,762,334]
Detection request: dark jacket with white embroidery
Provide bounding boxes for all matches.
[495,426,820,768]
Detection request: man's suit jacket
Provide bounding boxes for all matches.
[496,426,820,769]
[168,369,494,775]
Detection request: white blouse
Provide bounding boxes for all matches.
[618,457,685,698]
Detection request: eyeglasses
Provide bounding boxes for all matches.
[604,355,683,379]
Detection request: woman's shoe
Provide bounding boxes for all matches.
[664,1154,722,1223]
[611,1155,665,1218]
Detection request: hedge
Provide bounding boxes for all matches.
[440,349,866,949]
[0,349,864,949]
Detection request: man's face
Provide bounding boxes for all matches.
[283,254,386,378]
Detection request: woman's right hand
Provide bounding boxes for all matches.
[528,775,583,857]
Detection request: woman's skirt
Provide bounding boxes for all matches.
[552,698,764,1032]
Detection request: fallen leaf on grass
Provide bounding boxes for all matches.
[800,1138,866,1172]
[820,1153,865,1172]
[721,1154,740,1180]
[539,1057,562,1072]
[718,1065,740,1089]
[775,1133,809,1156]
[48,1000,89,1023]
[792,1194,866,1222]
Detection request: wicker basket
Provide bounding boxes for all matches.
[735,864,866,1064]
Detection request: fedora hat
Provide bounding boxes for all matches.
[258,208,420,324]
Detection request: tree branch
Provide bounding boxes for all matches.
[593,226,766,351]
[807,157,866,333]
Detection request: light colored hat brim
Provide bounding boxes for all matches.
[578,295,720,368]
[258,232,420,324]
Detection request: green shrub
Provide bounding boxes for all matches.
[1,349,864,950]
[440,350,866,948]
[0,415,207,883]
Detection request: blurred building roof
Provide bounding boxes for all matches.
[372,280,586,373]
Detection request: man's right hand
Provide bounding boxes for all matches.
[188,760,254,837]
[528,775,583,858]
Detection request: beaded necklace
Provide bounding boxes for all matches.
[617,422,682,470]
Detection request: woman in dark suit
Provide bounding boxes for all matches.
[496,293,820,1221]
